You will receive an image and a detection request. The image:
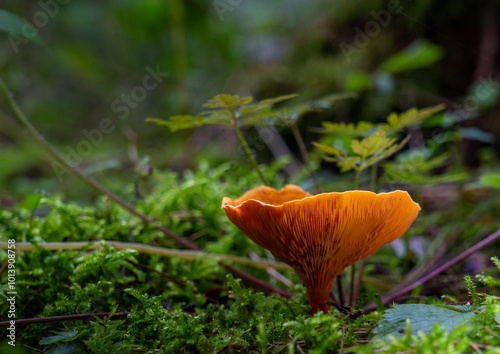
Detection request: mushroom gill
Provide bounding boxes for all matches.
[222,185,421,314]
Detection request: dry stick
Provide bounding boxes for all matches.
[0,312,130,327]
[0,241,292,271]
[0,78,293,299]
[363,228,500,312]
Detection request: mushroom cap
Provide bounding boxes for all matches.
[222,185,421,314]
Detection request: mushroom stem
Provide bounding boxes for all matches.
[305,280,334,315]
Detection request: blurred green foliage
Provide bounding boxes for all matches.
[1,0,500,352]
[0,0,499,200]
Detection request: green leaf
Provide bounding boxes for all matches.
[258,93,298,107]
[149,93,298,131]
[382,150,468,185]
[384,104,446,133]
[334,156,360,173]
[238,93,298,122]
[478,173,500,190]
[378,39,443,74]
[146,115,227,131]
[381,135,410,159]
[312,142,347,158]
[316,131,410,173]
[267,92,355,126]
[376,304,478,338]
[362,135,409,170]
[308,92,357,109]
[351,130,396,159]
[346,72,373,92]
[0,9,43,45]
[321,121,376,136]
[39,330,80,345]
[203,94,242,109]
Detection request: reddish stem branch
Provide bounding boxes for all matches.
[0,312,130,327]
[224,265,293,299]
[364,228,500,312]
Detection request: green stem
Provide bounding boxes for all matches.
[234,124,268,185]
[353,168,360,190]
[290,122,321,192]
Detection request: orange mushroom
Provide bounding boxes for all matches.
[222,185,420,314]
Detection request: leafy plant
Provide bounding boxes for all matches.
[0,9,43,45]
[382,150,467,186]
[147,93,297,185]
[315,105,445,188]
[314,130,409,188]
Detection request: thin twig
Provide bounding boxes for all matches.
[364,228,500,312]
[225,265,293,299]
[0,241,291,271]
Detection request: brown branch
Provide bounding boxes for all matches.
[224,265,293,299]
[364,228,500,312]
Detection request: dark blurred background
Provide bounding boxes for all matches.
[0,0,499,202]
